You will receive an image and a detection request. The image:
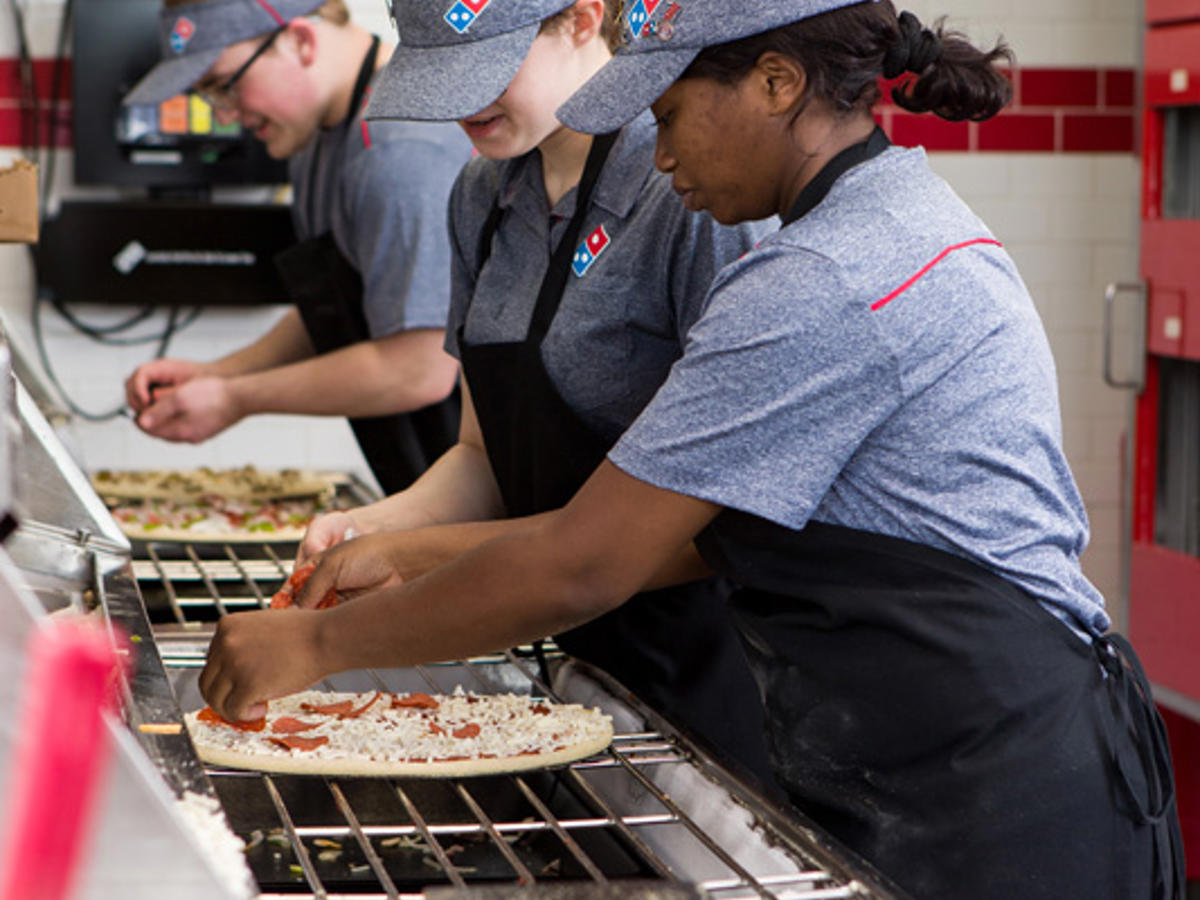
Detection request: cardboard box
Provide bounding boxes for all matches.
[0,159,38,244]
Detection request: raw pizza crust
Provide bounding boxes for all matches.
[185,689,614,778]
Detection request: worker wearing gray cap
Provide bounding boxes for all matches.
[122,0,474,495]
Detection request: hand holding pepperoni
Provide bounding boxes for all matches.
[270,561,340,610]
[289,533,415,610]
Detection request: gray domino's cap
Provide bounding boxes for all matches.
[556,0,873,134]
[123,0,325,105]
[365,0,575,121]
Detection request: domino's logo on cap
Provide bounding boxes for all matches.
[169,16,195,53]
[572,224,610,277]
[626,0,682,41]
[444,0,492,33]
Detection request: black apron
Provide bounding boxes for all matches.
[274,36,459,496]
[458,133,777,790]
[691,127,1184,898]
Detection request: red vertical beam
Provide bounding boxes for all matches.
[1132,357,1160,544]
[1141,107,1164,220]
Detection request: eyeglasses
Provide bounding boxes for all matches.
[193,25,286,110]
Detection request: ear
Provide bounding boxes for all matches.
[286,18,319,67]
[569,0,607,47]
[753,51,807,116]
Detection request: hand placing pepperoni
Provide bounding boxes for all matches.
[197,705,267,732]
[270,561,339,610]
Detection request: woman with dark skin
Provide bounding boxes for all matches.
[200,1,1184,896]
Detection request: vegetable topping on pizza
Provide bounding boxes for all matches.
[185,688,614,777]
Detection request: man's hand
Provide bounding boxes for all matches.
[297,511,362,565]
[292,533,415,609]
[134,376,243,443]
[199,608,328,722]
[125,358,210,412]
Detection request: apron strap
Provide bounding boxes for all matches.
[302,35,380,229]
[527,130,619,344]
[472,130,618,329]
[1094,633,1187,898]
[475,201,505,273]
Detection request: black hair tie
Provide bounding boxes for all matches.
[882,10,943,79]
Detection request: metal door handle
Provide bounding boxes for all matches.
[1103,281,1147,390]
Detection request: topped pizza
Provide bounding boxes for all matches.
[107,495,333,542]
[185,688,614,777]
[92,466,341,502]
[93,466,347,542]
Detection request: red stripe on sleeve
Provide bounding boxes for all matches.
[870,238,1003,311]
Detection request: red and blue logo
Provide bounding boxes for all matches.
[572,224,611,277]
[444,0,491,33]
[626,0,681,41]
[169,16,195,53]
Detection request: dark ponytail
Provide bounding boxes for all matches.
[682,0,1014,123]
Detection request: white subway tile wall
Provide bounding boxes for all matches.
[0,0,1144,619]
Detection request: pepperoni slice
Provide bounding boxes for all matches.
[300,699,356,716]
[391,692,440,710]
[452,723,480,739]
[270,563,339,610]
[268,735,330,752]
[197,706,266,732]
[340,691,383,719]
[428,721,446,736]
[270,716,322,734]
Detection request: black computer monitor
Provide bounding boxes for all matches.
[72,0,287,190]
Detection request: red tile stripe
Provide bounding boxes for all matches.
[0,59,1138,153]
[871,239,1004,312]
[878,66,1136,154]
[0,58,73,148]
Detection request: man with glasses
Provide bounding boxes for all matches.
[122,0,474,495]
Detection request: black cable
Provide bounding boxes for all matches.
[32,292,203,422]
[47,299,159,340]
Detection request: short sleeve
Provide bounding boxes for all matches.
[334,127,473,338]
[609,244,903,529]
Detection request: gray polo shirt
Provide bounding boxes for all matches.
[444,112,774,443]
[289,86,473,338]
[610,145,1109,636]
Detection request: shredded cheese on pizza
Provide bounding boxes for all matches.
[185,689,613,772]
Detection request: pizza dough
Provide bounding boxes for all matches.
[185,689,614,777]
